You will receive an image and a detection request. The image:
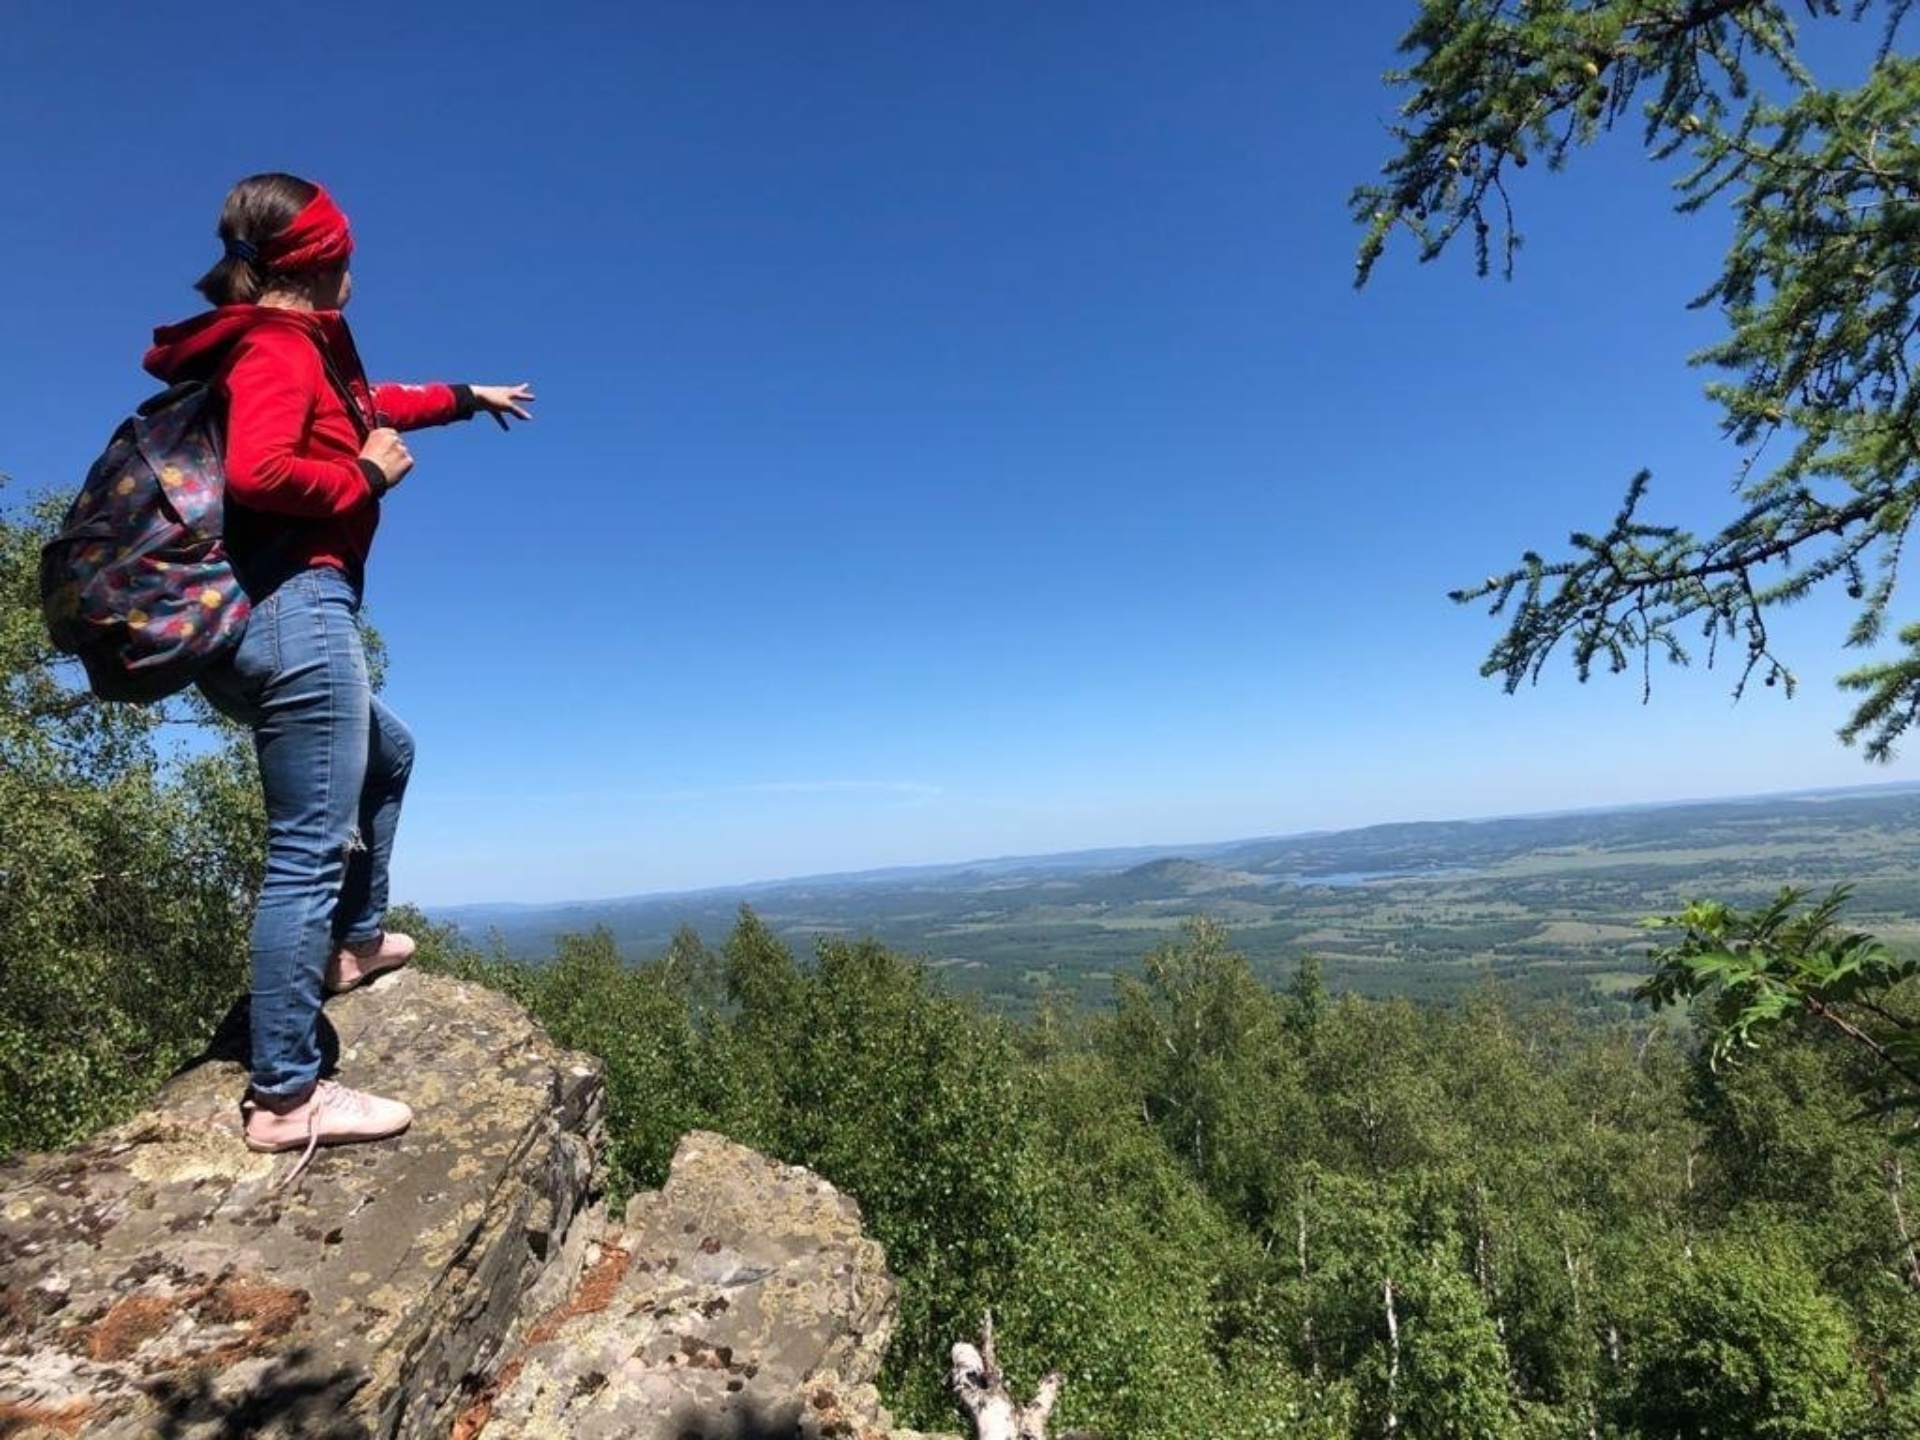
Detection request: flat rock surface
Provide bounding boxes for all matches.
[470,1131,906,1440]
[0,969,603,1439]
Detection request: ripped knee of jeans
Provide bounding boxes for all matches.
[342,826,367,858]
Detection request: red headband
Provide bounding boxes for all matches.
[259,187,354,273]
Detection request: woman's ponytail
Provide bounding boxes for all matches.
[193,173,319,305]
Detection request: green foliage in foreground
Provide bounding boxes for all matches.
[1621,1229,1871,1440]
[0,494,259,1155]
[407,911,1918,1439]
[1641,885,1920,1122]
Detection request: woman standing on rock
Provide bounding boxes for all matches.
[143,173,533,1169]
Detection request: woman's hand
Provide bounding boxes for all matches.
[361,428,414,488]
[471,383,536,430]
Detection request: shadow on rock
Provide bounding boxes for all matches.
[662,1394,811,1440]
[142,1344,367,1440]
[178,998,341,1081]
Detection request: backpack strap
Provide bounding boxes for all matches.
[200,327,373,440]
[136,382,203,418]
[312,344,373,440]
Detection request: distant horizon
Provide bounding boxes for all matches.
[430,775,1920,915]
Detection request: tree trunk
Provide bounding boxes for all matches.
[1299,1202,1320,1378]
[1888,1156,1920,1290]
[950,1313,1063,1440]
[1383,1278,1401,1437]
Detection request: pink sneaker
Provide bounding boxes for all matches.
[243,1080,413,1153]
[244,1080,413,1189]
[326,930,416,995]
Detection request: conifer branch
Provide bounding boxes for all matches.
[1361,1,1920,755]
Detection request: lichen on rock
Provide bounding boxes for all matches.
[469,1131,908,1440]
[0,970,603,1439]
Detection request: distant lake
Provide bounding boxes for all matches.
[1281,868,1477,887]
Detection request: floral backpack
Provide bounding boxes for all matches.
[38,382,250,703]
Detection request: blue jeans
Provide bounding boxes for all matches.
[198,567,414,1099]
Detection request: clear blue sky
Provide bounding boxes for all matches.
[5,3,1909,904]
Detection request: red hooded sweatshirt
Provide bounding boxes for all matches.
[144,306,475,586]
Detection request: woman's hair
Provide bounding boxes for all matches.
[193,173,320,305]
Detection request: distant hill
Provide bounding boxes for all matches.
[430,782,1920,1020]
[1098,857,1270,898]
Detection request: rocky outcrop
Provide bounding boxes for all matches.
[0,973,960,1440]
[0,970,603,1438]
[463,1131,936,1440]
